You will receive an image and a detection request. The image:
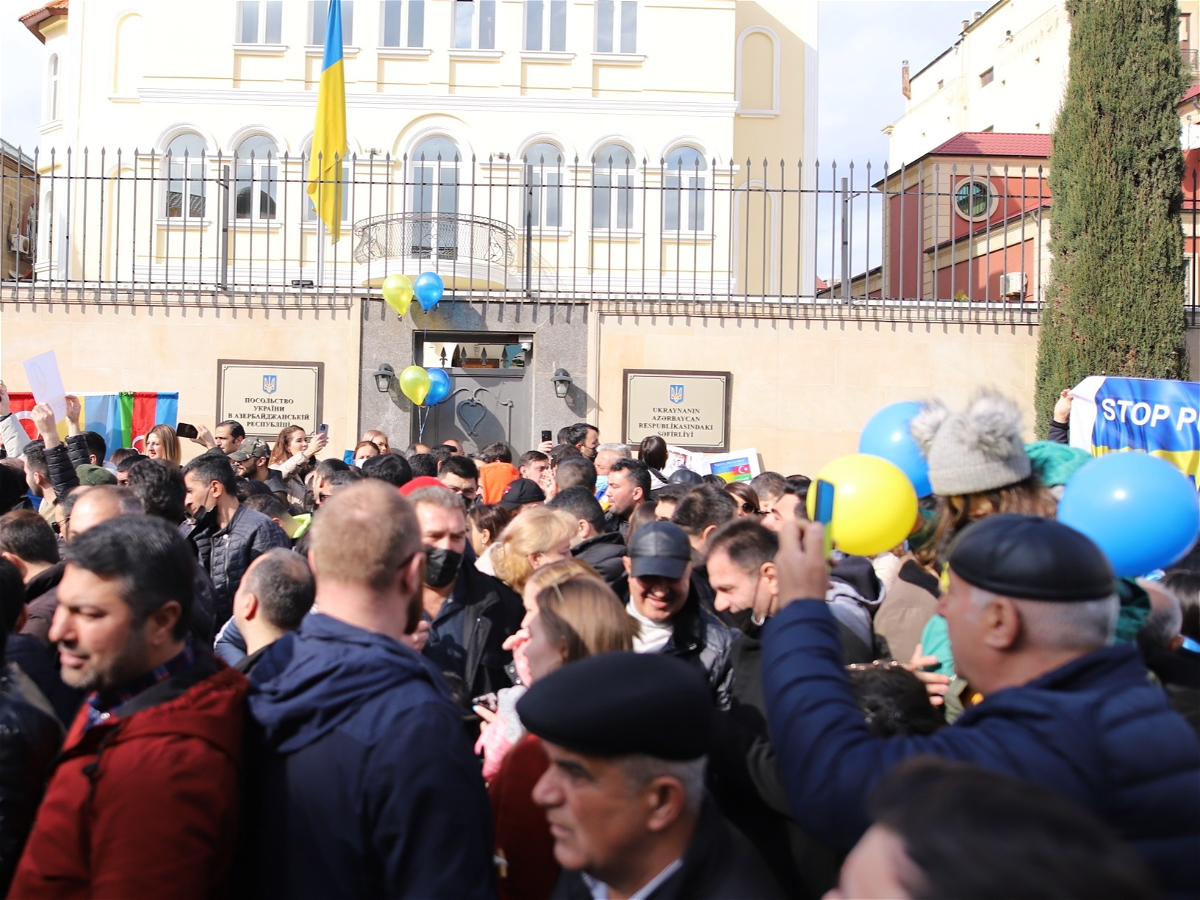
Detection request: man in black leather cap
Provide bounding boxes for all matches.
[519,652,782,900]
[762,513,1200,897]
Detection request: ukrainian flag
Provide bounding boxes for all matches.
[308,0,347,243]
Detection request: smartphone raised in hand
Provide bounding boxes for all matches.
[541,430,552,443]
[176,422,199,440]
[813,478,835,559]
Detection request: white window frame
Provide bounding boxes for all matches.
[523,143,566,229]
[452,0,497,50]
[46,54,60,122]
[234,136,281,223]
[952,177,997,222]
[662,147,707,233]
[594,0,637,54]
[303,142,351,225]
[163,134,209,222]
[410,137,462,260]
[592,144,636,231]
[308,0,354,47]
[237,1,283,44]
[524,0,566,52]
[380,0,426,48]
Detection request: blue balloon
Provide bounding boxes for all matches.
[414,271,445,311]
[424,368,451,406]
[858,401,932,497]
[1057,452,1200,577]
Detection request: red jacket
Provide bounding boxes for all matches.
[8,654,248,900]
[489,734,558,900]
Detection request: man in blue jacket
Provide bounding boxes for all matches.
[240,480,495,899]
[763,513,1200,897]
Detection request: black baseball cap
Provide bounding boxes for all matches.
[628,521,692,580]
[499,477,546,510]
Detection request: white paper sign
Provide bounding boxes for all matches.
[23,350,67,421]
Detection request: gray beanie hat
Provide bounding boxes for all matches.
[909,392,1031,496]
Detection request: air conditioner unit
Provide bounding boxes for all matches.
[1000,272,1026,297]
[8,234,29,254]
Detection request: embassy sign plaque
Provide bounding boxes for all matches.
[217,360,324,440]
[623,369,732,452]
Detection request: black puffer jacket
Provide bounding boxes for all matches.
[662,591,738,710]
[191,504,291,628]
[0,663,63,895]
[572,532,628,599]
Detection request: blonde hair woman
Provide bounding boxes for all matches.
[490,506,577,594]
[488,572,637,899]
[143,424,180,465]
[362,429,390,453]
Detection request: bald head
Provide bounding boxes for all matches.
[68,485,143,540]
[309,480,421,592]
[1139,579,1183,650]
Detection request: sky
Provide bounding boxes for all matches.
[0,0,986,280]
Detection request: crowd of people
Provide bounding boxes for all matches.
[0,379,1197,899]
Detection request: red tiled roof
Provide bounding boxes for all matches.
[1181,83,1200,105]
[930,133,1052,158]
[20,0,68,44]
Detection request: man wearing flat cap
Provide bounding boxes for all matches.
[762,514,1200,896]
[519,652,783,899]
[623,521,736,709]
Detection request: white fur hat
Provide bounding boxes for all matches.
[909,392,1031,496]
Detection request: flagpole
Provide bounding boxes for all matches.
[317,212,326,289]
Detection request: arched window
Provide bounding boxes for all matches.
[411,137,460,258]
[592,142,634,230]
[113,14,143,95]
[523,141,563,228]
[165,133,207,219]
[663,146,706,232]
[736,27,779,115]
[234,134,278,221]
[47,54,60,120]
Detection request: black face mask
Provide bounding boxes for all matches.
[191,491,219,533]
[424,546,463,588]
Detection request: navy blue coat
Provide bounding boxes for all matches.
[241,614,496,899]
[762,600,1200,897]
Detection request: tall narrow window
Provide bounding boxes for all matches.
[524,142,563,228]
[592,143,634,229]
[47,54,60,120]
[238,1,283,43]
[412,137,460,259]
[454,0,496,50]
[595,0,636,53]
[382,0,425,47]
[309,0,354,45]
[663,147,706,232]
[165,133,207,219]
[234,135,279,221]
[525,0,566,51]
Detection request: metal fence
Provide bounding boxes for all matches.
[2,144,1190,321]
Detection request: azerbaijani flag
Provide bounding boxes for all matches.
[308,0,346,243]
[9,392,178,458]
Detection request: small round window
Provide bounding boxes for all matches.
[954,179,993,219]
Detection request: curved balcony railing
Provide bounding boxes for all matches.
[353,212,519,269]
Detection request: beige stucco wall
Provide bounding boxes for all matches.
[597,312,1041,476]
[0,296,361,463]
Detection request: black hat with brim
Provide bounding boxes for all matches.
[517,652,712,760]
[948,513,1115,602]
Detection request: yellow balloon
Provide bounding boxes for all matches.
[382,274,414,317]
[807,454,918,557]
[399,365,431,405]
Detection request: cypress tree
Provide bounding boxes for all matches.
[1034,0,1189,432]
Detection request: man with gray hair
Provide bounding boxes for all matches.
[519,652,782,898]
[231,549,315,673]
[763,513,1200,896]
[594,442,630,477]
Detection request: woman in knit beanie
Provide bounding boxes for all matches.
[910,390,1057,566]
[906,391,1058,716]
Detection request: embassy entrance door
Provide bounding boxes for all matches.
[413,332,532,456]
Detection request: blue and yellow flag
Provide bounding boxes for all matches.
[1068,375,1200,485]
[308,0,347,242]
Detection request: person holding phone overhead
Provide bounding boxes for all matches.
[268,426,329,511]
